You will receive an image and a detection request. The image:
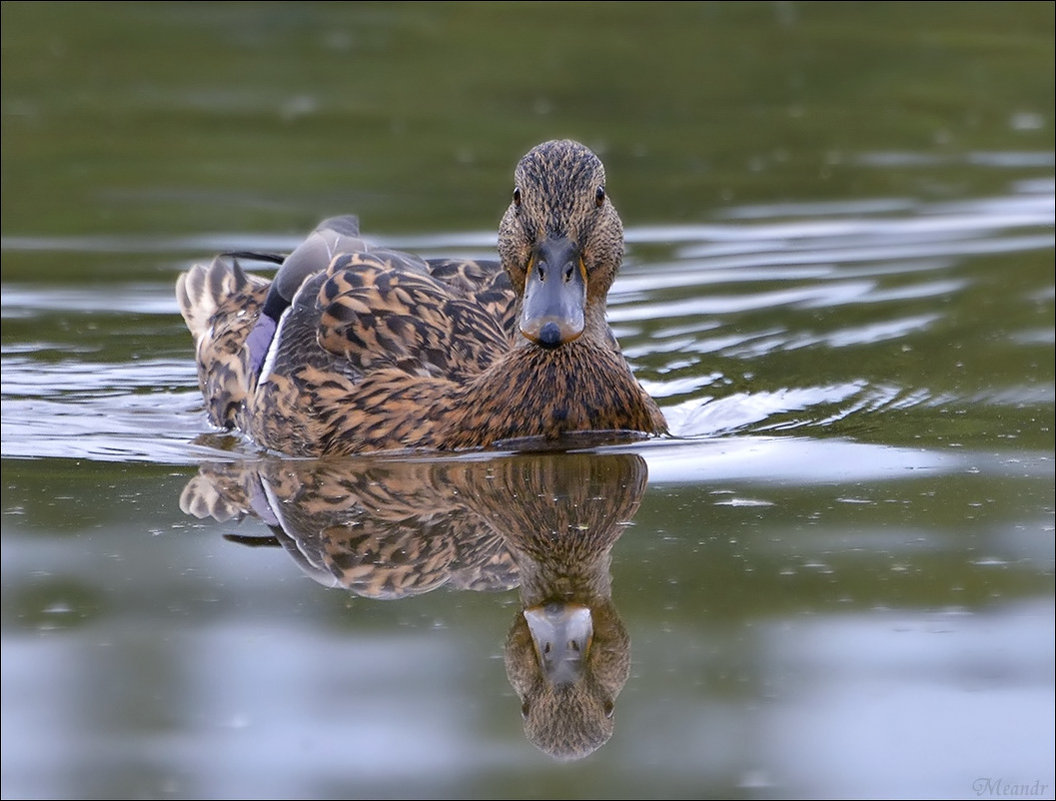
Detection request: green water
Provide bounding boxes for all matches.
[2,3,1053,799]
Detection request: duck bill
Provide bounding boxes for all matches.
[523,601,594,686]
[519,237,587,349]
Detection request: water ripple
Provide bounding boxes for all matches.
[1,179,1051,468]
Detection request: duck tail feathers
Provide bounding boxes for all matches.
[176,256,263,342]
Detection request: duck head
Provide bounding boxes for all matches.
[498,140,624,349]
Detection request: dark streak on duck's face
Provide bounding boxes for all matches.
[498,140,624,349]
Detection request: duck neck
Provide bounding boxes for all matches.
[444,326,663,449]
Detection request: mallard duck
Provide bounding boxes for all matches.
[176,139,666,455]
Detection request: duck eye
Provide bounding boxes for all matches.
[513,187,522,207]
[595,185,606,207]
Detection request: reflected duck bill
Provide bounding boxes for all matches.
[524,601,594,686]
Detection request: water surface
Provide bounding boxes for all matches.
[2,3,1053,799]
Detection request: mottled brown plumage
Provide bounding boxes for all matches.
[179,452,644,759]
[180,457,519,597]
[176,140,665,455]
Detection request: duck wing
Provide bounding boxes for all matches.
[425,257,517,338]
[315,250,514,381]
[245,215,367,376]
[179,459,520,597]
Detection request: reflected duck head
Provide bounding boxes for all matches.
[506,596,630,761]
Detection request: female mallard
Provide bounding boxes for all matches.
[176,139,666,455]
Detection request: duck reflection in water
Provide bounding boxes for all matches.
[180,452,647,760]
